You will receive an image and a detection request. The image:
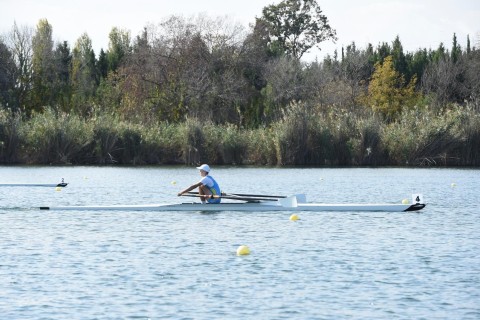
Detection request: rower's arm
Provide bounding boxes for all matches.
[178,182,203,196]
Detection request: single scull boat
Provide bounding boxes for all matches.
[1,181,68,187]
[39,194,426,212]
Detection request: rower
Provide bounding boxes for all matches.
[177,164,221,204]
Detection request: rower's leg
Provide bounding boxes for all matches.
[198,185,212,203]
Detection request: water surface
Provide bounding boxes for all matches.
[0,166,479,319]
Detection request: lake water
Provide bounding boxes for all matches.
[0,166,479,319]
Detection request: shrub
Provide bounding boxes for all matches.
[90,114,122,164]
[381,105,464,165]
[270,102,329,165]
[141,122,183,164]
[272,102,311,165]
[176,118,219,165]
[456,106,480,165]
[244,127,277,165]
[0,109,21,163]
[20,108,93,164]
[347,114,386,165]
[217,124,247,165]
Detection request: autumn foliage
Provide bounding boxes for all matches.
[362,56,419,119]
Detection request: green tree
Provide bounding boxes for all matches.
[71,33,97,114]
[238,19,277,126]
[391,36,407,78]
[107,27,131,73]
[97,49,108,79]
[259,0,337,59]
[364,56,418,119]
[31,19,55,111]
[466,35,471,54]
[431,42,446,62]
[52,41,72,111]
[451,33,461,63]
[408,48,429,85]
[373,42,391,64]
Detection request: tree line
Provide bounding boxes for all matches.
[0,0,479,166]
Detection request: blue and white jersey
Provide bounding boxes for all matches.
[199,175,221,203]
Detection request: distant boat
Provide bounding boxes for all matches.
[0,179,68,187]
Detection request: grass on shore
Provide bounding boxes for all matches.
[1,103,478,166]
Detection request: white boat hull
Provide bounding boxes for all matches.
[39,202,425,212]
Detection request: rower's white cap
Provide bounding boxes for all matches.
[196,164,210,172]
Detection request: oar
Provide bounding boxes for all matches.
[183,193,299,206]
[225,192,286,198]
[181,193,278,202]
[187,191,286,198]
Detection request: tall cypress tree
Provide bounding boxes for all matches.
[71,33,97,113]
[31,19,54,111]
[97,49,108,79]
[408,48,429,85]
[52,41,72,111]
[466,35,471,55]
[391,36,408,79]
[451,33,461,62]
[107,27,131,73]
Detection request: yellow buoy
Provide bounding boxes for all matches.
[55,187,62,192]
[171,180,177,185]
[451,183,457,188]
[236,245,250,256]
[401,198,409,205]
[289,214,300,221]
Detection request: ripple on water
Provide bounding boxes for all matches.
[0,167,479,319]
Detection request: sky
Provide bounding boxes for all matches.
[1,0,479,61]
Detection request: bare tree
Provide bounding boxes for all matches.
[6,22,33,112]
[0,38,17,109]
[262,56,304,122]
[422,56,463,108]
[463,50,480,111]
[122,15,248,124]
